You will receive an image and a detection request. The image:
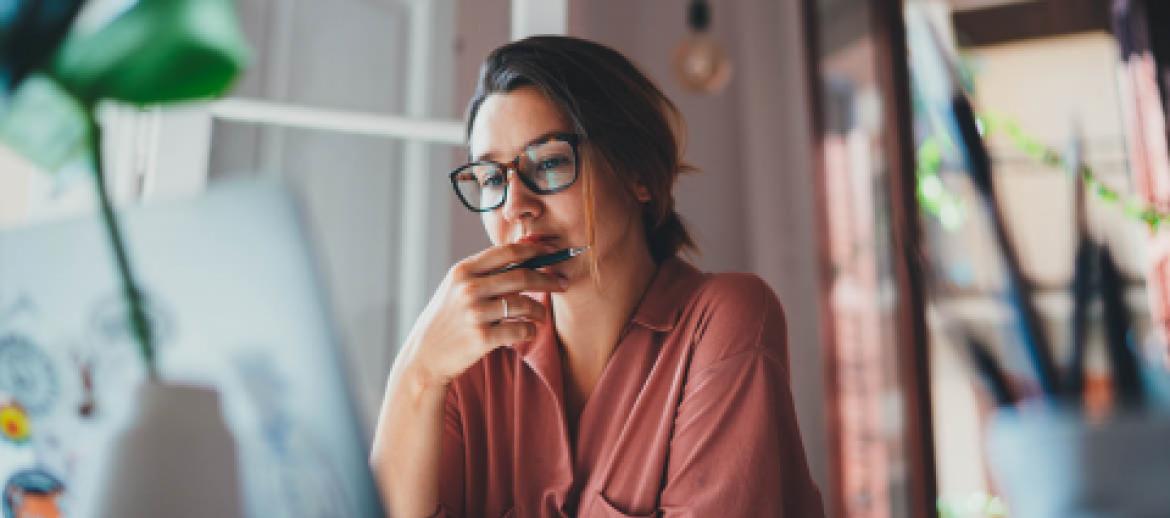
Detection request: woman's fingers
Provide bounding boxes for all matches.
[409,243,563,384]
[468,267,565,298]
[480,320,538,348]
[475,294,547,323]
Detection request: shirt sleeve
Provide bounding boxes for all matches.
[657,277,825,517]
[430,384,465,518]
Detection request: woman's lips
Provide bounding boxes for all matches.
[516,234,560,248]
[514,234,576,280]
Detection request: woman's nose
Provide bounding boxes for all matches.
[500,167,543,222]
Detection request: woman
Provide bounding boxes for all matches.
[371,36,823,518]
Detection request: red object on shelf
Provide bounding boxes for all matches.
[1113,0,1170,361]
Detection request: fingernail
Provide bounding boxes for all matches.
[558,279,570,289]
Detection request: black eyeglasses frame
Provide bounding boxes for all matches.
[448,132,582,213]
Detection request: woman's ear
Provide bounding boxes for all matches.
[633,183,651,203]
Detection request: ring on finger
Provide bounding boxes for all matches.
[501,297,510,320]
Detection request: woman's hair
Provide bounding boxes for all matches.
[466,35,697,267]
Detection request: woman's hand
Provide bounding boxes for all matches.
[372,242,563,518]
[399,242,567,389]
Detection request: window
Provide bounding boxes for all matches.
[0,0,467,432]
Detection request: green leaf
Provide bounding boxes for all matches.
[0,74,89,172]
[50,0,249,104]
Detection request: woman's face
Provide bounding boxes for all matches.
[468,86,649,285]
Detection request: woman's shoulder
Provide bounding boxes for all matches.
[693,271,779,310]
[682,270,789,370]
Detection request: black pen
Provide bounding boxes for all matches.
[923,22,1062,398]
[1066,124,1092,405]
[964,334,1017,407]
[495,246,589,274]
[1098,246,1145,408]
[950,93,1062,399]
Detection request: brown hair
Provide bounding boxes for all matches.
[465,35,697,269]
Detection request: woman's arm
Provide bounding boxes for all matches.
[370,358,449,518]
[369,242,566,517]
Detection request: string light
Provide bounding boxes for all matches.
[917,113,1170,232]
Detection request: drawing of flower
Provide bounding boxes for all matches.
[0,403,30,445]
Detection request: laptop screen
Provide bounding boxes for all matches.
[0,180,385,517]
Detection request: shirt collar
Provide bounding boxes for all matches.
[510,256,706,391]
[512,291,563,397]
[511,256,706,360]
[628,255,707,332]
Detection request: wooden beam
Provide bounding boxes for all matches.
[870,0,939,515]
[952,0,1111,47]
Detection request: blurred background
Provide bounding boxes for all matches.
[2,0,1166,516]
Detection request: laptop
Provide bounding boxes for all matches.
[0,180,386,517]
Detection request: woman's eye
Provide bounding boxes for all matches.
[481,173,505,187]
[537,156,570,170]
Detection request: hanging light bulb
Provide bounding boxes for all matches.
[673,0,732,94]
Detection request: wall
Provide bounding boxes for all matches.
[206,0,419,430]
[449,0,512,261]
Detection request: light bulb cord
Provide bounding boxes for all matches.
[687,0,710,32]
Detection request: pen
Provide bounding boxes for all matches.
[922,23,1062,398]
[1067,124,1092,404]
[1098,246,1144,408]
[495,246,589,274]
[950,93,1062,399]
[1067,239,1094,404]
[964,334,1017,407]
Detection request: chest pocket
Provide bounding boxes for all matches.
[587,493,658,517]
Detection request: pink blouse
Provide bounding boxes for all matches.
[434,257,824,517]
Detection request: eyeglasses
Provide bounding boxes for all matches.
[449,133,581,212]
